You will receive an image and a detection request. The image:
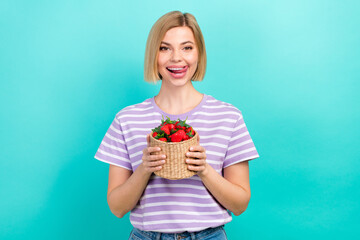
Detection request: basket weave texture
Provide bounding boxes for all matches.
[149,131,198,180]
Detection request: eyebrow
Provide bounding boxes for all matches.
[161,41,194,45]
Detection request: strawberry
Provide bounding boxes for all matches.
[158,138,167,142]
[168,124,176,131]
[183,134,190,140]
[152,132,158,138]
[170,129,186,142]
[160,124,170,135]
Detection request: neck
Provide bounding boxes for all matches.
[154,81,203,115]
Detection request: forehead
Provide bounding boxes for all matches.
[162,26,195,43]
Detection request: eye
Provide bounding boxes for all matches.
[159,46,169,51]
[184,46,193,50]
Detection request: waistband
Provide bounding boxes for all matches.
[131,225,225,240]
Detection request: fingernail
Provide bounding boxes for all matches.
[162,155,166,158]
[190,147,194,151]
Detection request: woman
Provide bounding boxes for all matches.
[95,11,259,239]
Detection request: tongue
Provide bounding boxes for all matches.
[169,68,186,73]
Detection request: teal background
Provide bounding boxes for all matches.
[1,0,359,239]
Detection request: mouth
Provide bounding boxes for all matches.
[166,66,188,78]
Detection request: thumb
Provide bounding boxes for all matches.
[146,133,150,147]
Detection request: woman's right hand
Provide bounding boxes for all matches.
[141,134,166,173]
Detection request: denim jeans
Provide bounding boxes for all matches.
[128,225,227,240]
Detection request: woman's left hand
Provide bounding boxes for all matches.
[185,135,209,176]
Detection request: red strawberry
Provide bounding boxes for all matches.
[170,130,186,142]
[152,132,158,137]
[168,124,176,131]
[161,124,170,135]
[183,135,190,140]
[158,138,167,142]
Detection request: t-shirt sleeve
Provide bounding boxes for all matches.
[94,116,132,170]
[223,113,259,168]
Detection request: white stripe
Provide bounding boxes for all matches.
[195,126,236,132]
[228,139,254,151]
[192,111,241,117]
[94,156,132,170]
[127,134,148,141]
[146,184,205,190]
[226,147,257,160]
[122,127,151,135]
[133,159,142,167]
[105,132,125,144]
[206,160,222,165]
[131,210,227,217]
[120,106,154,113]
[229,131,249,142]
[129,150,143,158]
[233,123,246,132]
[128,142,146,150]
[200,134,230,140]
[203,105,237,110]
[202,142,227,149]
[97,149,130,162]
[117,112,161,119]
[136,201,219,209]
[206,150,225,157]
[121,120,159,127]
[131,217,232,226]
[101,141,127,154]
[206,99,219,103]
[141,193,212,200]
[109,124,122,135]
[187,118,237,124]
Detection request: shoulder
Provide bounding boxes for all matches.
[114,97,153,120]
[204,94,242,119]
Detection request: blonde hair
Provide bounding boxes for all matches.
[144,11,207,83]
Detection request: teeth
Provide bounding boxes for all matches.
[167,67,185,70]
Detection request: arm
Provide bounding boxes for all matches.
[186,142,251,215]
[107,134,167,218]
[198,161,251,216]
[107,164,151,218]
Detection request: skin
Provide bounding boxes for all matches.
[107,26,251,218]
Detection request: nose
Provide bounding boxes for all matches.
[171,49,181,62]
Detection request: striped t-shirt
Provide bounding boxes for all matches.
[94,94,259,233]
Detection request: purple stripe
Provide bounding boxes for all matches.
[140,196,216,204]
[225,141,255,157]
[131,212,229,222]
[144,187,208,195]
[133,204,224,213]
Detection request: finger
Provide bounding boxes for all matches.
[189,145,206,152]
[146,159,166,167]
[186,151,205,159]
[185,159,206,166]
[144,154,166,162]
[147,146,162,154]
[187,165,205,172]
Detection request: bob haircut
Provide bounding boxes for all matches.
[144,11,207,83]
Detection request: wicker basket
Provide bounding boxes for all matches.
[149,131,199,180]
